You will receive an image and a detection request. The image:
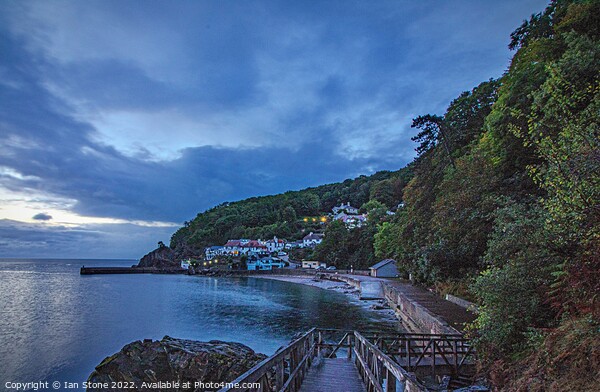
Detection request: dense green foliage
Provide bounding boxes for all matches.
[373,1,599,381]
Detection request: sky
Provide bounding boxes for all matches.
[0,0,549,259]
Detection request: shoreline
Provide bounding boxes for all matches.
[250,274,403,330]
[252,274,357,291]
[77,265,404,330]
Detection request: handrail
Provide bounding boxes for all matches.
[353,331,428,392]
[218,329,473,392]
[372,334,475,375]
[218,328,316,392]
[218,328,355,392]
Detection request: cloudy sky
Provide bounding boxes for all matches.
[0,0,548,259]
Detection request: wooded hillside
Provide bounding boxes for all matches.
[169,167,413,269]
[371,1,598,388]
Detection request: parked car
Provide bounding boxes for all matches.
[315,265,326,270]
[326,266,337,271]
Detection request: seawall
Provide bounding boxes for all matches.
[80,267,188,275]
[323,274,465,334]
[445,293,479,314]
[382,283,461,334]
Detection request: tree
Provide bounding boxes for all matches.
[521,27,600,317]
[374,220,402,260]
[443,79,500,152]
[312,220,349,268]
[282,206,297,223]
[369,179,396,207]
[361,199,387,222]
[411,115,455,167]
[472,200,556,359]
[508,3,559,50]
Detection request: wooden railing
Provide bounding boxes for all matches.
[218,329,473,392]
[217,328,356,392]
[353,332,427,392]
[218,328,315,392]
[370,333,475,376]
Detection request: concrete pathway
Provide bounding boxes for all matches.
[383,279,476,332]
[332,273,476,332]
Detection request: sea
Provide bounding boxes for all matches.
[0,259,393,391]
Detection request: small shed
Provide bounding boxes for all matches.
[369,259,398,278]
[302,260,326,269]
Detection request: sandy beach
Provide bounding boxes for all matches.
[255,274,357,291]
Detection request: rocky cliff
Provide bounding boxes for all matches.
[87,336,266,391]
[137,245,178,269]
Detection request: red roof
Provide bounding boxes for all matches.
[242,240,267,248]
[224,240,241,247]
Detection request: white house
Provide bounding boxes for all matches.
[333,212,367,229]
[223,240,242,255]
[332,202,359,215]
[303,232,324,248]
[266,236,286,253]
[239,240,268,254]
[181,259,191,270]
[205,246,225,260]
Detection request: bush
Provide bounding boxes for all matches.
[471,200,556,360]
[471,260,554,360]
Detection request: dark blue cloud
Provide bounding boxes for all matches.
[32,213,52,221]
[58,60,180,110]
[0,0,550,258]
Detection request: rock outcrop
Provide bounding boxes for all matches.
[137,245,177,269]
[87,336,266,391]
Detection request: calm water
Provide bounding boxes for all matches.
[0,259,393,391]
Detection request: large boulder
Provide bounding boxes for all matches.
[137,246,177,269]
[87,336,266,391]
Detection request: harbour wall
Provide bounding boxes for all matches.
[382,283,460,335]
[324,274,461,335]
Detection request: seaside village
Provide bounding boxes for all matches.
[181,202,384,272]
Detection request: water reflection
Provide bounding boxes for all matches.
[0,259,396,390]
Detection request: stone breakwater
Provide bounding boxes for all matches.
[87,336,267,392]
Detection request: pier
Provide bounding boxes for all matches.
[80,267,188,275]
